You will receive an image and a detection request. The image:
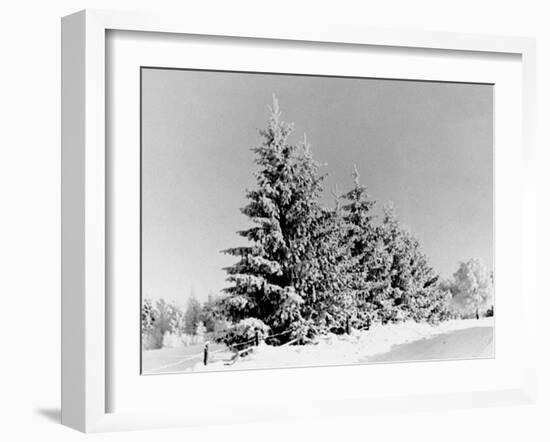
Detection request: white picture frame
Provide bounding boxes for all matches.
[61,9,537,433]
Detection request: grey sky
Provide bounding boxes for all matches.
[141,68,493,306]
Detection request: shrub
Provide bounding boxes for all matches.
[287,318,319,342]
[221,318,270,347]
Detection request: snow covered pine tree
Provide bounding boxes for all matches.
[301,183,356,335]
[370,204,452,324]
[222,95,327,342]
[340,166,378,328]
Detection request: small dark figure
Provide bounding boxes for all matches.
[346,315,351,335]
[475,308,480,320]
[255,330,260,346]
[203,341,209,366]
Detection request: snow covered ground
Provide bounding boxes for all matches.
[183,317,494,373]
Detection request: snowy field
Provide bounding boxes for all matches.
[142,342,226,374]
[142,318,494,374]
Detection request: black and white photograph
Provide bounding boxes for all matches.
[140,68,494,375]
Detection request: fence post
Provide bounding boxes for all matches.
[203,341,209,366]
[346,315,351,335]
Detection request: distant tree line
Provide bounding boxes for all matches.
[141,294,227,350]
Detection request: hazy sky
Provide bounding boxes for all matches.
[141,68,493,306]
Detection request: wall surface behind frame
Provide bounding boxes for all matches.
[0,0,548,441]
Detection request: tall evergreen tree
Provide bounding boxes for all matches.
[222,95,324,339]
[183,295,203,335]
[340,166,378,325]
[373,204,449,323]
[301,187,355,334]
